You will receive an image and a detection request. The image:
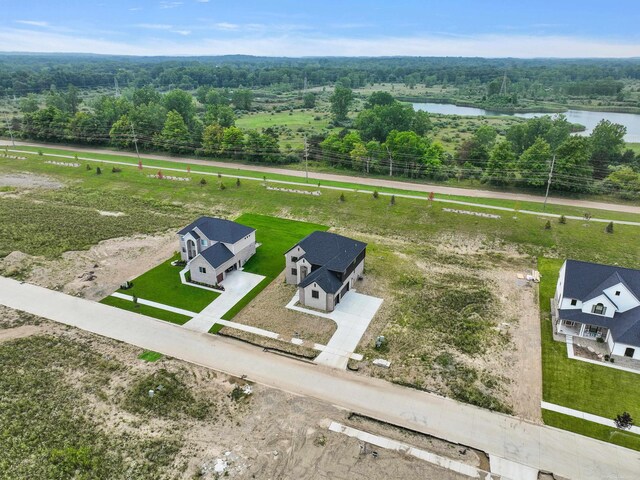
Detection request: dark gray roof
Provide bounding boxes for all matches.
[561,259,640,347]
[563,260,640,300]
[199,242,234,269]
[288,231,366,273]
[178,217,255,244]
[299,266,343,294]
[189,230,201,239]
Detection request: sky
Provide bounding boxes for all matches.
[1,0,639,58]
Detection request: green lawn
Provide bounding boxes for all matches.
[100,296,192,325]
[116,255,219,313]
[138,350,163,362]
[236,110,331,130]
[539,257,640,450]
[210,213,327,328]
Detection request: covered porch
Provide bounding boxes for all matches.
[556,318,609,341]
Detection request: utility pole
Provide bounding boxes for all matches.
[130,122,140,161]
[543,154,556,211]
[386,146,393,177]
[303,134,309,183]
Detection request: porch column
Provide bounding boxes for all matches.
[579,323,586,337]
[556,318,563,334]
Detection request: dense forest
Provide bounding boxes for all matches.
[1,54,639,199]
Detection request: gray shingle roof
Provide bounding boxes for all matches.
[560,259,640,347]
[179,217,254,244]
[199,242,234,269]
[288,231,366,273]
[299,266,343,294]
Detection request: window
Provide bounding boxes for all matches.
[615,291,621,296]
[291,256,298,262]
[199,267,207,274]
[311,290,319,299]
[565,321,576,327]
[570,299,577,306]
[592,303,606,315]
[182,247,186,253]
[291,268,297,276]
[200,239,207,247]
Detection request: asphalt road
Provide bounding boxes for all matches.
[3,139,639,215]
[1,276,638,479]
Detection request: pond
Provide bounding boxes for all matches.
[412,102,640,142]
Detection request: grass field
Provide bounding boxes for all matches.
[9,145,640,224]
[100,296,193,325]
[114,255,219,313]
[538,257,640,450]
[138,350,163,362]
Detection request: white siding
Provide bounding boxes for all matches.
[226,231,255,255]
[603,283,640,312]
[300,283,329,311]
[612,342,640,360]
[582,294,617,318]
[555,262,567,304]
[285,246,305,285]
[189,255,218,285]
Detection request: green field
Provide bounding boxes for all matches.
[100,296,192,325]
[10,145,640,224]
[539,257,640,450]
[114,255,219,313]
[138,350,163,362]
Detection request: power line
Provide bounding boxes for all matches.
[543,154,556,211]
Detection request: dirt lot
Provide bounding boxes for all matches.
[233,272,337,345]
[0,308,479,480]
[0,231,177,300]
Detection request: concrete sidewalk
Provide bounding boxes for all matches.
[542,401,640,435]
[2,276,640,480]
[110,292,197,317]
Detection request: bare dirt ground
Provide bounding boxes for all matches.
[0,308,478,480]
[0,231,177,300]
[0,172,64,189]
[233,272,337,345]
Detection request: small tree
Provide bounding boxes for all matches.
[157,170,163,179]
[86,164,92,171]
[219,182,226,190]
[544,220,551,230]
[132,295,138,306]
[138,159,143,170]
[559,215,566,224]
[96,166,102,175]
[236,178,241,188]
[187,165,191,173]
[218,173,222,179]
[74,154,79,161]
[340,193,345,202]
[390,195,396,206]
[200,178,207,186]
[584,212,592,221]
[373,190,379,199]
[606,221,614,234]
[614,412,634,430]
[428,191,435,206]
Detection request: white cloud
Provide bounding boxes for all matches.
[159,1,183,9]
[0,28,639,58]
[15,20,48,27]
[214,22,239,31]
[134,23,174,30]
[129,7,143,11]
[196,0,210,3]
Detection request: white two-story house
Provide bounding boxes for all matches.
[178,217,256,286]
[555,259,640,360]
[285,231,366,312]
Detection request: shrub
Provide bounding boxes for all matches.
[340,193,345,202]
[559,215,566,224]
[96,167,102,175]
[614,412,634,430]
[111,167,121,173]
[37,150,43,156]
[390,195,396,206]
[544,220,551,230]
[199,178,207,186]
[373,190,379,199]
[236,178,241,187]
[86,164,92,171]
[217,173,222,179]
[219,182,226,190]
[606,221,614,234]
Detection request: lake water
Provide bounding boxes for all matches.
[412,102,640,143]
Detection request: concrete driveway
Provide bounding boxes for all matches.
[183,270,264,332]
[287,290,383,369]
[2,276,639,480]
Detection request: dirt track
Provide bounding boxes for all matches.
[3,139,640,215]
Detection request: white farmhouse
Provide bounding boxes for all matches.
[178,217,256,286]
[555,259,640,360]
[285,231,366,312]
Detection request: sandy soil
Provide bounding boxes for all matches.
[0,231,178,300]
[0,172,64,189]
[233,272,337,344]
[0,312,478,480]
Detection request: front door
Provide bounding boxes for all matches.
[625,347,635,358]
[216,273,224,284]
